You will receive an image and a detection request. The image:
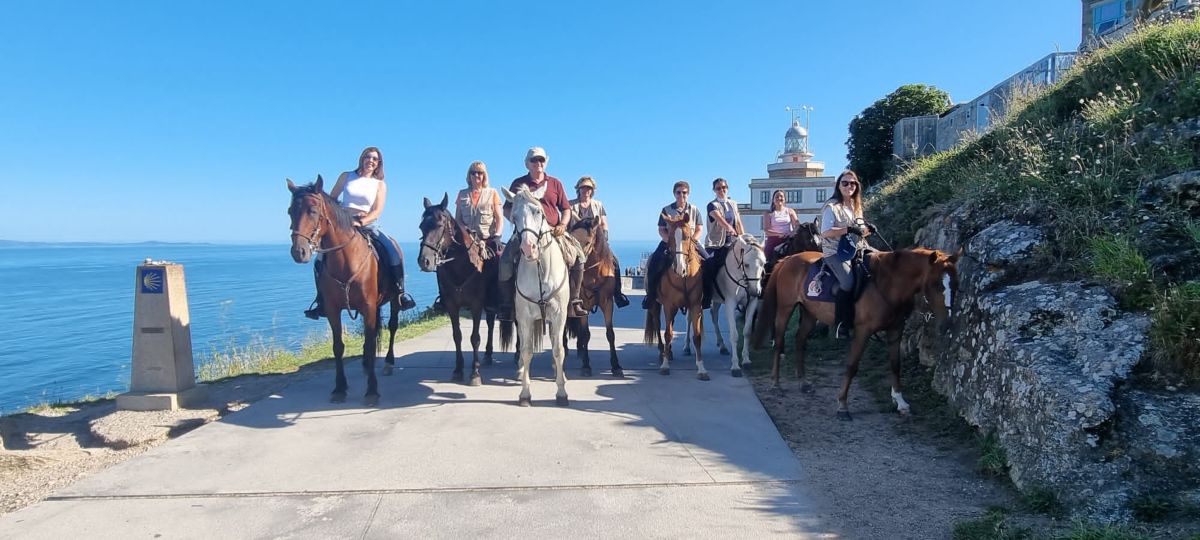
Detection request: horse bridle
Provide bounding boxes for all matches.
[512,204,568,329]
[290,193,355,255]
[419,209,460,268]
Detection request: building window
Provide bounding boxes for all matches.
[760,191,769,204]
[816,189,827,201]
[1093,0,1124,34]
[786,190,801,204]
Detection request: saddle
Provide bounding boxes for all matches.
[364,230,404,282]
[803,251,875,303]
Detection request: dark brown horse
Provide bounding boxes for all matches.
[287,176,401,406]
[643,213,709,380]
[751,248,959,419]
[417,193,497,386]
[564,217,624,378]
[766,220,823,274]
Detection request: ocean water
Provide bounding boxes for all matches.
[0,241,655,413]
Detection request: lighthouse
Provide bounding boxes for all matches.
[739,110,838,238]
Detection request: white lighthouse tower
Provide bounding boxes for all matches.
[739,107,837,237]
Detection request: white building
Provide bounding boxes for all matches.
[740,119,837,238]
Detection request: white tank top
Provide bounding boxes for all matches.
[340,171,380,212]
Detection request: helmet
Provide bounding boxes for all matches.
[575,176,597,191]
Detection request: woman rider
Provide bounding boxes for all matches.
[568,176,629,308]
[819,170,869,339]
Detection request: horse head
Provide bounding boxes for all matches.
[917,248,961,335]
[734,234,766,297]
[418,193,454,272]
[789,220,822,254]
[502,185,549,262]
[569,217,597,256]
[286,175,328,264]
[660,212,695,277]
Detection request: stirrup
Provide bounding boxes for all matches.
[835,322,852,340]
[614,292,630,308]
[570,301,588,318]
[304,299,323,320]
[399,292,417,311]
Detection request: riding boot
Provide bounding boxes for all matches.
[641,249,665,310]
[701,257,717,309]
[612,256,630,308]
[834,289,854,340]
[568,262,588,318]
[393,264,416,311]
[498,277,516,322]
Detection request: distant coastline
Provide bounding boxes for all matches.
[0,240,217,247]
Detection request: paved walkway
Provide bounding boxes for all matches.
[0,294,836,539]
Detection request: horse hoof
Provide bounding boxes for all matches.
[365,394,379,407]
[382,365,394,376]
[469,376,482,387]
[897,407,911,417]
[659,368,670,376]
[518,397,532,407]
[451,371,464,382]
[331,393,347,404]
[698,372,710,381]
[555,396,569,407]
[611,368,625,379]
[731,369,742,378]
[720,347,730,356]
[581,366,593,378]
[800,383,814,394]
[836,410,852,421]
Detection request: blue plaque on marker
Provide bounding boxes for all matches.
[140,268,165,294]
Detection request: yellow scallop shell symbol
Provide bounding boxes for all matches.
[142,272,162,291]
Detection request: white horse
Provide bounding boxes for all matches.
[500,185,570,407]
[683,234,766,377]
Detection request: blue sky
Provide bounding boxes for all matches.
[0,1,1080,243]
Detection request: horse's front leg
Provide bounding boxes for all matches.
[578,320,593,378]
[605,301,623,378]
[450,307,465,383]
[712,302,729,356]
[483,311,496,365]
[382,298,400,376]
[361,306,380,407]
[682,311,693,356]
[692,309,708,381]
[770,304,789,388]
[740,296,759,370]
[836,330,871,421]
[551,313,569,407]
[659,307,674,375]
[468,307,483,387]
[792,312,817,394]
[724,299,741,376]
[517,324,533,407]
[329,312,348,403]
[885,327,910,415]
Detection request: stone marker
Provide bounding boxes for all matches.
[116,261,207,411]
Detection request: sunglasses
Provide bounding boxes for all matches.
[715,185,728,190]
[528,157,546,164]
[675,190,689,195]
[840,181,858,187]
[469,170,485,175]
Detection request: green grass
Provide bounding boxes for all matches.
[1148,282,1200,385]
[23,391,120,416]
[1052,521,1150,540]
[1085,234,1157,310]
[979,432,1010,478]
[1023,487,1066,518]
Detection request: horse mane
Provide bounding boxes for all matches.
[592,229,615,276]
[293,182,358,231]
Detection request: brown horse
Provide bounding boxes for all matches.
[751,248,959,419]
[564,217,624,378]
[417,193,498,386]
[643,213,709,380]
[287,176,401,406]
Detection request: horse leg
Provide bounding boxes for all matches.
[712,302,729,356]
[468,307,483,387]
[483,311,496,365]
[724,299,740,376]
[770,303,790,388]
[450,307,465,383]
[552,316,569,407]
[693,309,708,381]
[382,298,400,376]
[659,307,673,375]
[329,314,348,403]
[886,328,910,415]
[740,297,759,370]
[682,312,693,356]
[605,302,623,378]
[517,324,533,407]
[836,332,870,421]
[578,321,593,377]
[361,306,380,407]
[792,312,817,394]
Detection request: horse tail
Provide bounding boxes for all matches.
[566,317,580,339]
[643,302,661,346]
[751,267,780,349]
[500,319,514,351]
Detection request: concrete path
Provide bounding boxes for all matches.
[0,294,836,539]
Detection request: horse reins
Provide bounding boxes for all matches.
[291,192,376,320]
[513,210,569,331]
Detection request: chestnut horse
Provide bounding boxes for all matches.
[287,176,401,406]
[643,213,708,380]
[417,193,497,386]
[564,217,625,378]
[752,248,958,419]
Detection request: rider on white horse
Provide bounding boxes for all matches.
[497,147,588,321]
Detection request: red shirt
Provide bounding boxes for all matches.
[508,174,570,227]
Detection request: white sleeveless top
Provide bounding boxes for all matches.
[340,171,381,212]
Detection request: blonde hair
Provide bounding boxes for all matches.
[465,161,489,187]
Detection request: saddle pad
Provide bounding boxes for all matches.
[803,262,838,303]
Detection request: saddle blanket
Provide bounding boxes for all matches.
[804,262,838,303]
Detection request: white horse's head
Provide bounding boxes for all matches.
[734,234,766,297]
[502,185,549,262]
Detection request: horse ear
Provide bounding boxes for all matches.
[286,178,297,192]
[423,197,433,209]
[440,192,449,208]
[949,247,963,264]
[315,175,325,193]
[929,251,939,265]
[502,188,515,202]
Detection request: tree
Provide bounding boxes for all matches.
[846,84,951,187]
